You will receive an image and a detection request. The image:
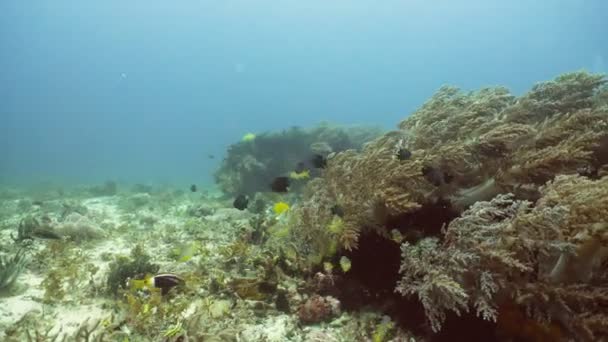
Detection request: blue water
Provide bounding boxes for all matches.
[1,0,607,186]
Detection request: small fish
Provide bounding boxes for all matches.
[242,133,256,142]
[310,154,327,169]
[273,201,290,215]
[422,165,453,186]
[289,170,310,180]
[233,194,249,210]
[323,262,334,273]
[295,162,307,174]
[208,154,215,159]
[330,204,344,217]
[396,148,412,161]
[270,177,290,192]
[174,242,198,262]
[339,256,352,273]
[190,184,197,192]
[390,229,404,244]
[129,273,184,295]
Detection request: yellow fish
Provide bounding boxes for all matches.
[390,229,404,244]
[340,256,352,273]
[242,133,256,142]
[174,242,197,262]
[273,201,290,215]
[129,274,155,291]
[289,170,310,180]
[129,273,184,295]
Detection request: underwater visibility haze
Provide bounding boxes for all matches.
[1,0,607,185]
[1,1,608,341]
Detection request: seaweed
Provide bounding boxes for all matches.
[39,243,96,304]
[0,249,28,292]
[106,245,160,295]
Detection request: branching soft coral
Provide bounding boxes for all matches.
[504,71,606,124]
[286,178,340,263]
[396,174,608,339]
[287,72,608,339]
[321,136,432,245]
[502,107,608,189]
[538,175,608,284]
[293,72,607,259]
[398,86,514,149]
[396,194,543,332]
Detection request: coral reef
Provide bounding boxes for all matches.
[396,175,608,339]
[215,123,383,196]
[288,71,608,340]
[291,71,606,249]
[1,70,607,342]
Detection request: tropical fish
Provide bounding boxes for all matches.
[190,184,197,192]
[129,273,184,295]
[339,256,352,273]
[422,165,453,186]
[233,194,249,210]
[396,148,411,161]
[330,204,344,218]
[174,242,197,262]
[242,133,256,142]
[289,170,310,180]
[270,177,290,193]
[273,201,290,215]
[390,229,404,244]
[294,161,307,174]
[310,154,327,169]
